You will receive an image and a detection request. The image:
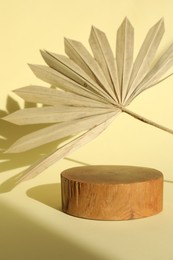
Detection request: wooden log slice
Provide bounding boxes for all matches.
[61,165,163,220]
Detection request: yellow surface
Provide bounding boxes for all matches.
[1,0,173,259]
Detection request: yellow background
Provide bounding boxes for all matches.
[0,1,173,259]
[1,0,173,179]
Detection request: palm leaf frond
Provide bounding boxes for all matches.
[6,111,118,153]
[131,42,173,101]
[14,85,109,107]
[64,38,116,102]
[17,116,116,182]
[116,17,134,103]
[3,105,115,125]
[125,18,165,103]
[3,17,173,182]
[29,64,107,102]
[89,26,120,101]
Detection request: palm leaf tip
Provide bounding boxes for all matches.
[125,18,165,102]
[28,63,38,76]
[89,25,120,101]
[130,42,173,101]
[116,17,134,103]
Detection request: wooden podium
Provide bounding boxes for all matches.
[61,165,163,220]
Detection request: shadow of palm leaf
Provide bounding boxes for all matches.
[0,95,72,192]
[0,95,70,172]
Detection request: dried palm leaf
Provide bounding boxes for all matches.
[14,85,110,107]
[3,17,173,182]
[4,105,115,125]
[17,116,116,182]
[116,17,134,102]
[5,111,118,153]
[89,26,120,101]
[124,18,165,103]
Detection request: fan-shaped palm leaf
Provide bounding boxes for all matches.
[3,17,173,182]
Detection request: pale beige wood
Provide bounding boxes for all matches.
[61,166,163,220]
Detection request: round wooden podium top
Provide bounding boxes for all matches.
[61,165,163,220]
[61,165,163,184]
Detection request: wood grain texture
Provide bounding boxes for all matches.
[61,165,163,220]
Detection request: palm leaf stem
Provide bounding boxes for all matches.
[121,106,173,135]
